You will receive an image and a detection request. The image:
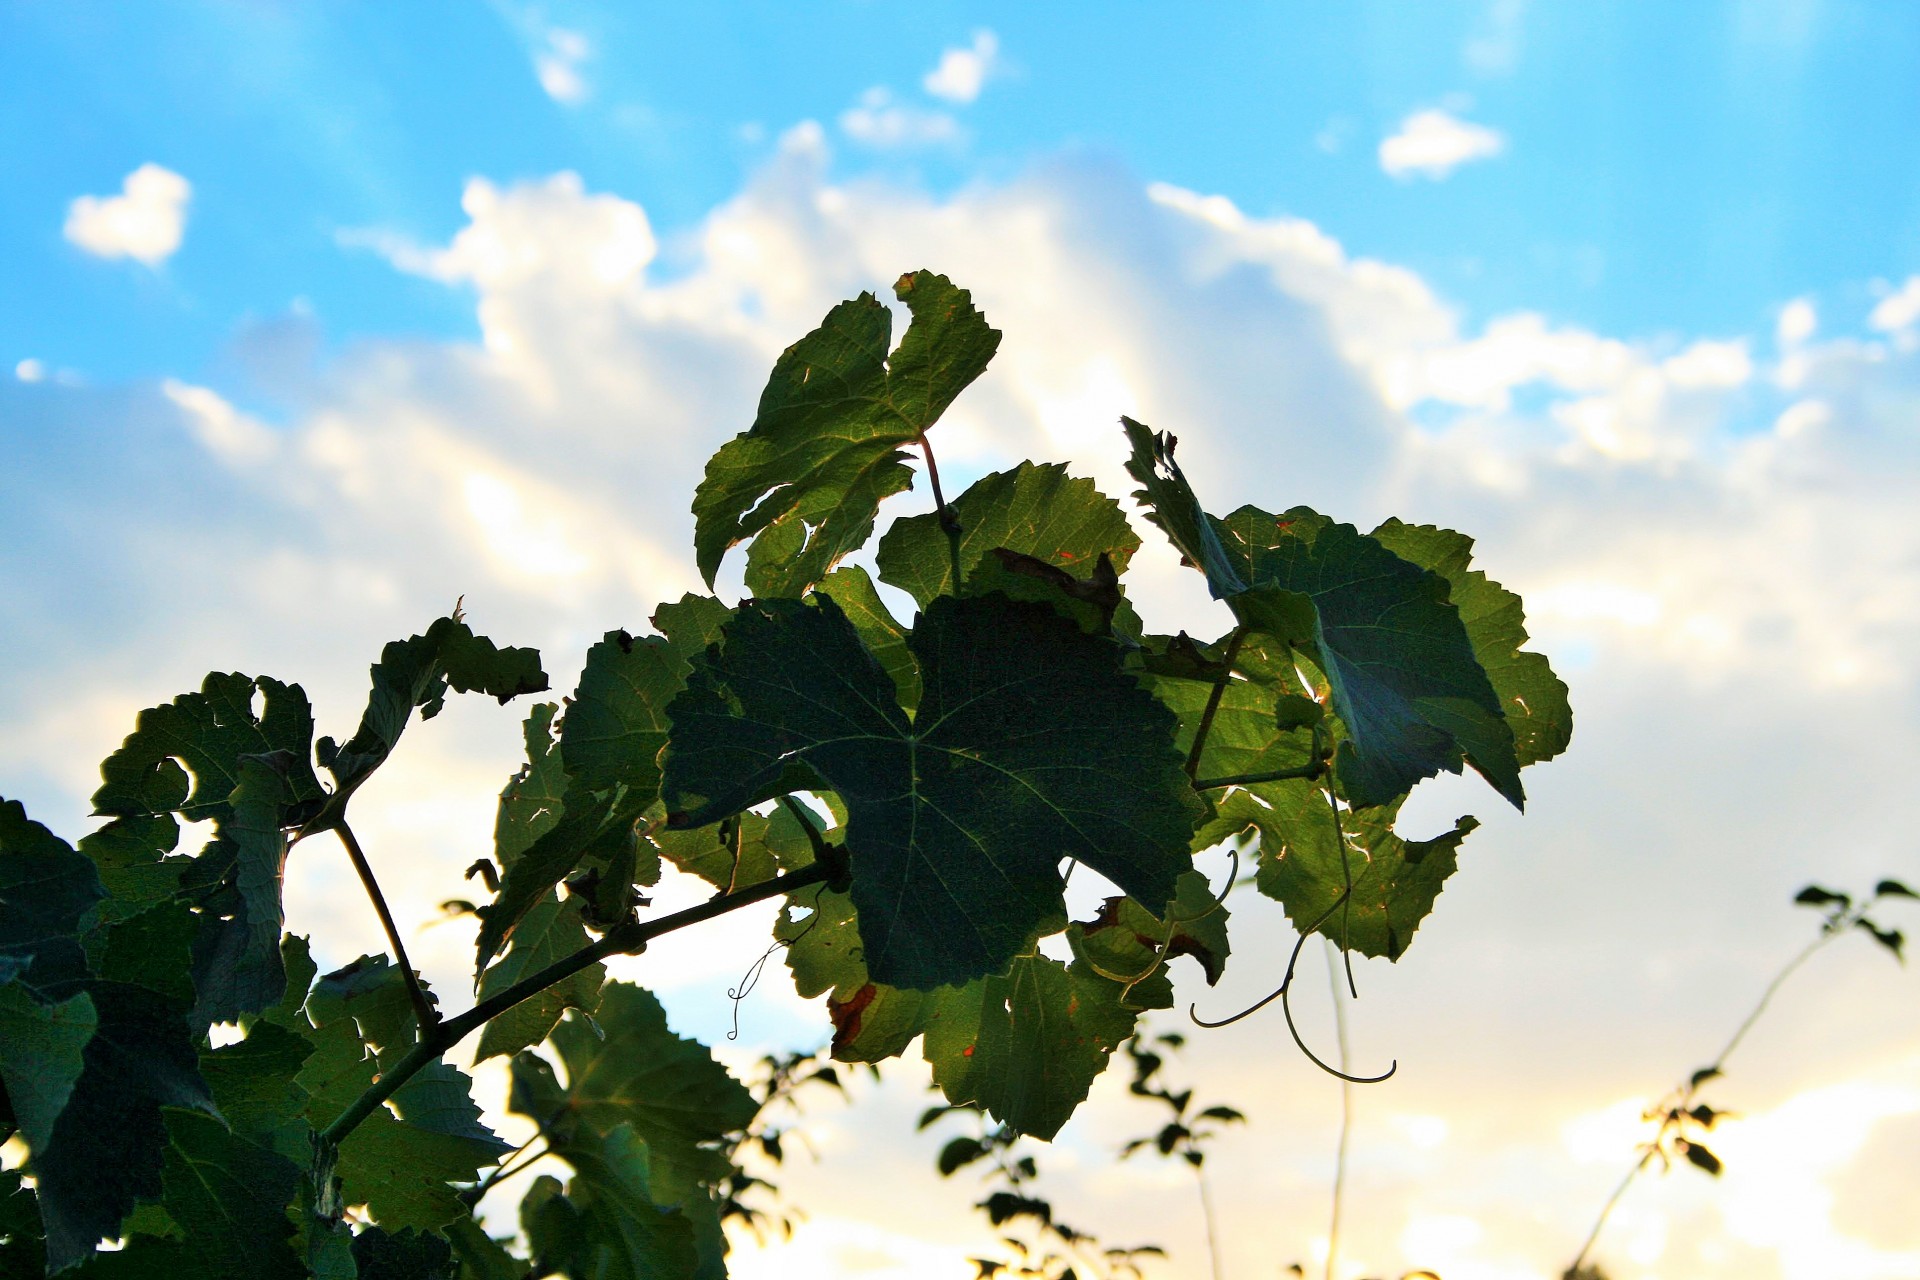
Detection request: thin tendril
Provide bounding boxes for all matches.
[725,883,827,1041]
[1321,774,1358,999]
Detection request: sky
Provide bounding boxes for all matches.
[4,2,1920,1278]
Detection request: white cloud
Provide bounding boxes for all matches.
[14,359,44,383]
[534,26,590,104]
[1868,275,1920,332]
[10,142,1920,1280]
[1379,108,1507,180]
[1777,297,1818,347]
[838,87,962,149]
[63,163,191,265]
[922,29,1000,104]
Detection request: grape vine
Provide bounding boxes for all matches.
[0,270,1569,1277]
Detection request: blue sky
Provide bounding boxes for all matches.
[5,5,1920,1280]
[9,1,1920,392]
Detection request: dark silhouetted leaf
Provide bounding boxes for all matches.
[0,798,106,1001]
[1679,1139,1724,1176]
[35,980,216,1271]
[1794,884,1849,909]
[663,593,1200,989]
[350,1225,456,1279]
[92,675,323,826]
[322,616,546,802]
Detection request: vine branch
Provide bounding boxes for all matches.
[918,434,965,597]
[1184,627,1247,780]
[335,820,438,1031]
[317,860,835,1153]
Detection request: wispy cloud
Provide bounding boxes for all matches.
[838,87,962,149]
[1868,275,1920,333]
[1379,108,1507,179]
[1464,0,1529,74]
[534,26,591,105]
[63,163,191,265]
[922,29,1000,104]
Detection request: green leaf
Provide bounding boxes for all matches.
[444,1216,530,1280]
[521,1127,698,1280]
[476,625,695,967]
[1120,418,1248,599]
[154,1107,305,1280]
[35,980,216,1272]
[0,1168,46,1275]
[923,952,1142,1140]
[322,615,547,802]
[0,983,96,1153]
[650,594,733,660]
[188,755,296,1022]
[0,797,104,1000]
[1794,885,1850,909]
[653,801,821,894]
[693,271,1001,597]
[1144,671,1318,789]
[351,1226,456,1279]
[1214,506,1522,810]
[1121,417,1522,810]
[1071,869,1232,993]
[774,888,928,1063]
[1370,519,1572,769]
[513,983,756,1192]
[561,630,686,797]
[92,674,323,826]
[1875,879,1918,900]
[76,815,185,937]
[1214,782,1477,960]
[296,959,510,1233]
[818,565,921,713]
[198,1020,313,1144]
[663,593,1201,989]
[876,462,1141,607]
[473,893,603,1062]
[494,704,567,867]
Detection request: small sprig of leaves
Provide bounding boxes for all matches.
[925,1100,1166,1280]
[1566,877,1917,1277]
[1117,1032,1243,1280]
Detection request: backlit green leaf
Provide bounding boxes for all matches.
[875,462,1140,607]
[1370,519,1572,768]
[521,1126,697,1280]
[922,952,1142,1140]
[514,983,756,1192]
[693,271,1001,597]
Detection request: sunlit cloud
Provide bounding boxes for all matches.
[922,30,1001,105]
[63,163,191,265]
[839,87,963,149]
[1379,108,1507,180]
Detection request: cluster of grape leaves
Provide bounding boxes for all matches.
[0,270,1567,1278]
